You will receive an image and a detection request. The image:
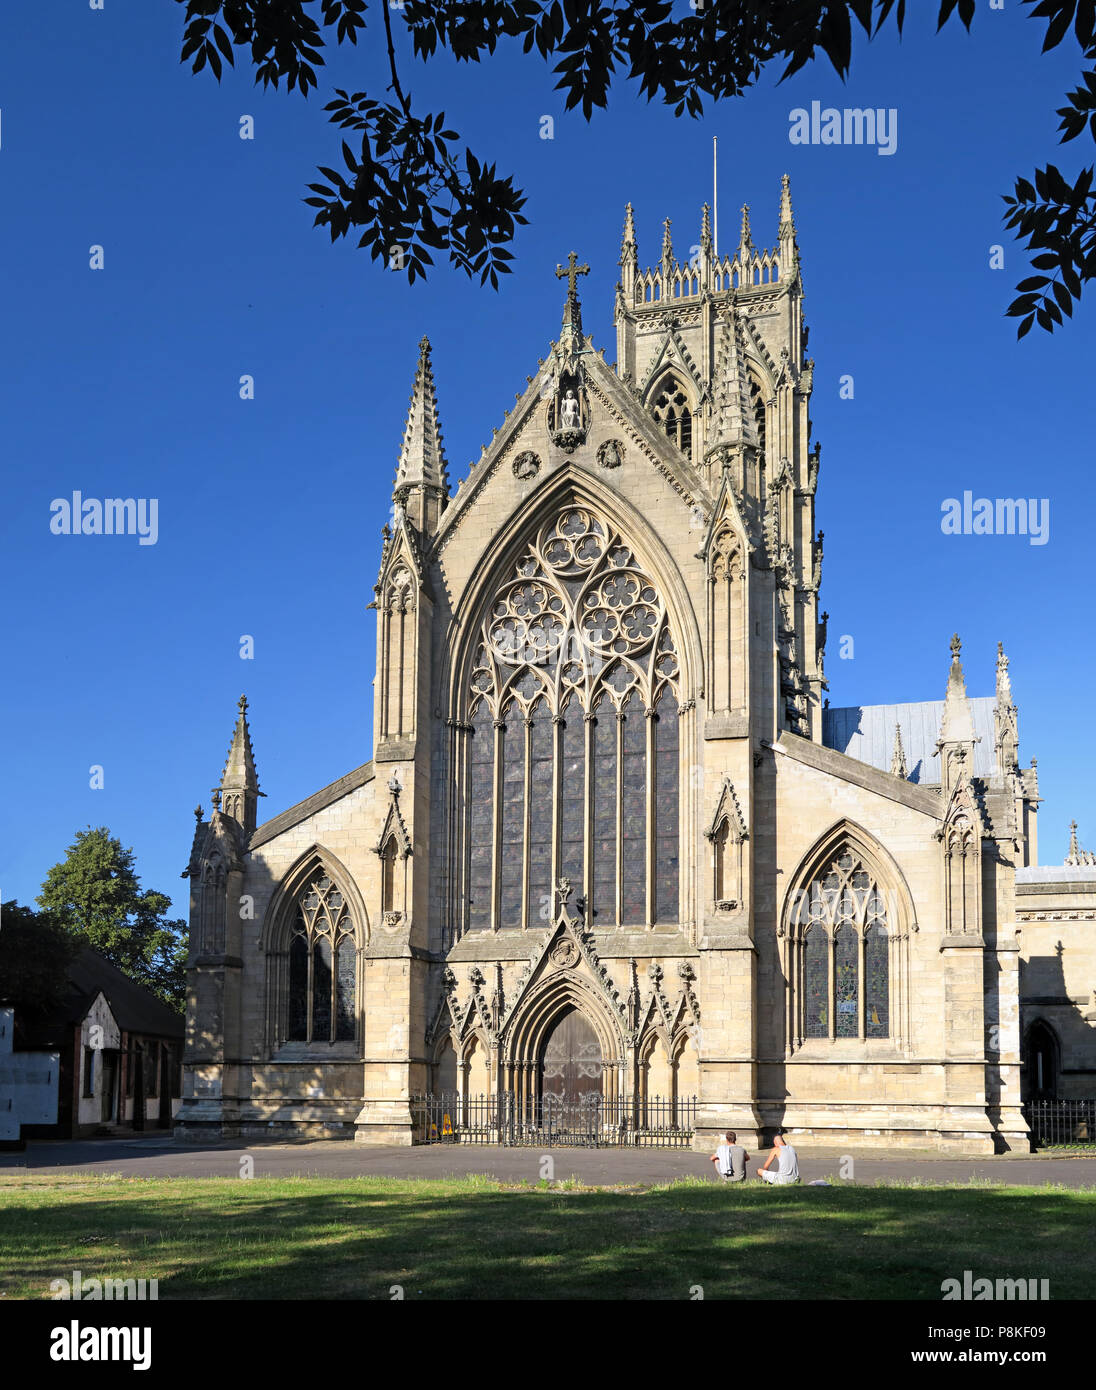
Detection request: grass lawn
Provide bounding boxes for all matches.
[1,1173,1094,1300]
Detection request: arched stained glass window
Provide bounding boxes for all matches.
[790,847,891,1042]
[462,506,681,932]
[287,872,357,1045]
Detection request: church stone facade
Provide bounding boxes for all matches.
[179,179,1073,1153]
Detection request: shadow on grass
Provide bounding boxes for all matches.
[1,1180,1093,1301]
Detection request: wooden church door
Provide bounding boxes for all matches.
[540,1008,603,1105]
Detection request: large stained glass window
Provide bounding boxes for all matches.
[287,872,357,1044]
[791,847,891,1042]
[462,506,681,932]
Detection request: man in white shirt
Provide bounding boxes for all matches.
[710,1130,750,1181]
[757,1132,799,1184]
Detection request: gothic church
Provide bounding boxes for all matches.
[178,179,1050,1153]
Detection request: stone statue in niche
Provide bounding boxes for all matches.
[549,376,587,451]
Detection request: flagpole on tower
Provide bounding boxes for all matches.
[713,135,719,259]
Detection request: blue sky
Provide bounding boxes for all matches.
[0,1,1090,913]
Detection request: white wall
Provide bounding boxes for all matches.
[0,1006,58,1141]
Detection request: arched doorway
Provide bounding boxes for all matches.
[540,1007,603,1104]
[1023,1021,1059,1101]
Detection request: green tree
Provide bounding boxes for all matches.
[175,0,1096,333]
[37,828,187,1012]
[0,902,79,1016]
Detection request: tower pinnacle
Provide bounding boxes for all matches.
[220,693,263,836]
[891,723,909,780]
[738,204,753,261]
[394,336,450,534]
[620,203,637,266]
[937,634,978,794]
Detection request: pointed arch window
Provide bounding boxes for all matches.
[287,873,357,1044]
[789,848,892,1044]
[650,376,693,460]
[461,506,682,932]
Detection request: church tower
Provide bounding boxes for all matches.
[178,696,260,1134]
[614,175,823,743]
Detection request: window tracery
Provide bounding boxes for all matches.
[789,848,890,1042]
[287,872,357,1044]
[649,376,693,460]
[464,506,681,932]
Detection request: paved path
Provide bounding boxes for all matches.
[3,1137,1095,1188]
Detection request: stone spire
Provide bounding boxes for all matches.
[779,173,795,234]
[220,694,262,836]
[994,640,1019,775]
[738,204,753,263]
[394,336,450,535]
[936,634,978,795]
[1066,821,1096,867]
[891,723,909,780]
[778,173,798,276]
[700,202,712,255]
[660,217,674,270]
[620,202,637,268]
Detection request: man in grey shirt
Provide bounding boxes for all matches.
[758,1132,800,1184]
[710,1130,750,1181]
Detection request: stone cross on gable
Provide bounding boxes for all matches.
[555,250,589,298]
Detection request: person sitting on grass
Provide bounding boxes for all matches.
[757,1132,800,1185]
[710,1130,750,1182]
